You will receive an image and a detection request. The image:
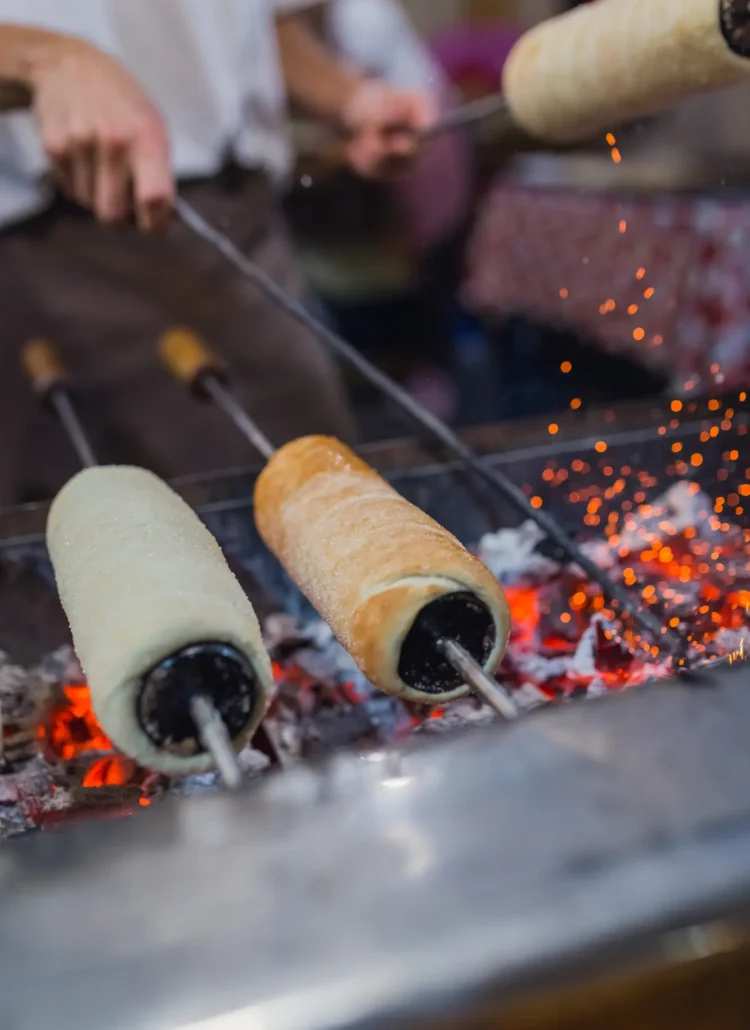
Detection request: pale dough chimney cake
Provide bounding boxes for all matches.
[502,0,750,143]
[47,466,274,776]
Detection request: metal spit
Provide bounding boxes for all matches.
[172,200,681,656]
[168,0,750,656]
[303,0,750,166]
[159,329,519,721]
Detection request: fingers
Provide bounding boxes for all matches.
[70,143,96,208]
[31,42,175,232]
[379,93,438,159]
[36,101,172,230]
[94,137,131,224]
[50,152,75,198]
[410,93,439,134]
[346,129,385,178]
[385,129,418,158]
[46,120,173,232]
[345,84,440,178]
[130,115,174,233]
[37,94,77,199]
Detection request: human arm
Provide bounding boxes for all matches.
[274,9,436,177]
[320,0,473,250]
[0,23,172,230]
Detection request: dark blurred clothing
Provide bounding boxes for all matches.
[0,168,354,505]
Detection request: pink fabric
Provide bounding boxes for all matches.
[464,185,750,394]
[431,26,521,93]
[389,24,519,253]
[392,89,473,252]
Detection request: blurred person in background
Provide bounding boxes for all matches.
[0,1,436,504]
[324,0,471,255]
[310,0,474,420]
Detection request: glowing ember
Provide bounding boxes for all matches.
[44,684,113,762]
[42,683,137,790]
[480,480,750,697]
[2,426,749,841]
[82,757,136,788]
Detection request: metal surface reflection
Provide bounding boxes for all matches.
[1,662,750,1030]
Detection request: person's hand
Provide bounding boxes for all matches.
[342,78,437,179]
[28,35,173,231]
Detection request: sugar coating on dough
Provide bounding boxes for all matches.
[255,437,510,702]
[503,0,750,143]
[47,466,274,775]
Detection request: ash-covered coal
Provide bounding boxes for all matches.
[2,480,748,842]
[479,481,750,697]
[0,644,271,840]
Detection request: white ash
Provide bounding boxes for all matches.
[170,747,271,795]
[419,679,554,730]
[0,653,38,726]
[0,646,118,840]
[35,645,83,686]
[237,746,272,776]
[566,618,601,679]
[303,619,370,685]
[615,481,728,552]
[714,626,750,656]
[39,783,75,813]
[418,700,496,733]
[274,615,397,705]
[513,681,552,711]
[584,678,612,699]
[265,614,411,755]
[0,754,56,805]
[663,580,703,613]
[575,538,616,572]
[275,719,304,763]
[169,771,222,795]
[0,804,33,840]
[293,646,342,684]
[263,613,311,651]
[478,520,559,585]
[0,645,81,736]
[508,616,605,687]
[512,650,569,683]
[0,654,54,771]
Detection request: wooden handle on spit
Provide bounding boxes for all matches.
[20,338,68,398]
[159,328,225,390]
[502,0,750,144]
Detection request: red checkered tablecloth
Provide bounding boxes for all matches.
[464,185,750,394]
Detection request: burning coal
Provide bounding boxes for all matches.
[481,482,749,697]
[1,477,748,842]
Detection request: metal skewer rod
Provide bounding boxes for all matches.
[202,375,275,461]
[20,339,98,468]
[306,91,522,166]
[189,694,243,789]
[160,328,525,713]
[306,0,750,168]
[173,199,680,653]
[20,338,245,789]
[439,639,518,720]
[423,92,510,139]
[408,1,750,151]
[50,391,98,469]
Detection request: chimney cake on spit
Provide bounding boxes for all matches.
[47,466,274,775]
[255,436,511,704]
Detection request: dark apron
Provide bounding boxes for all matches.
[0,166,355,505]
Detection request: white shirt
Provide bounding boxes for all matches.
[0,0,313,228]
[326,0,443,93]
